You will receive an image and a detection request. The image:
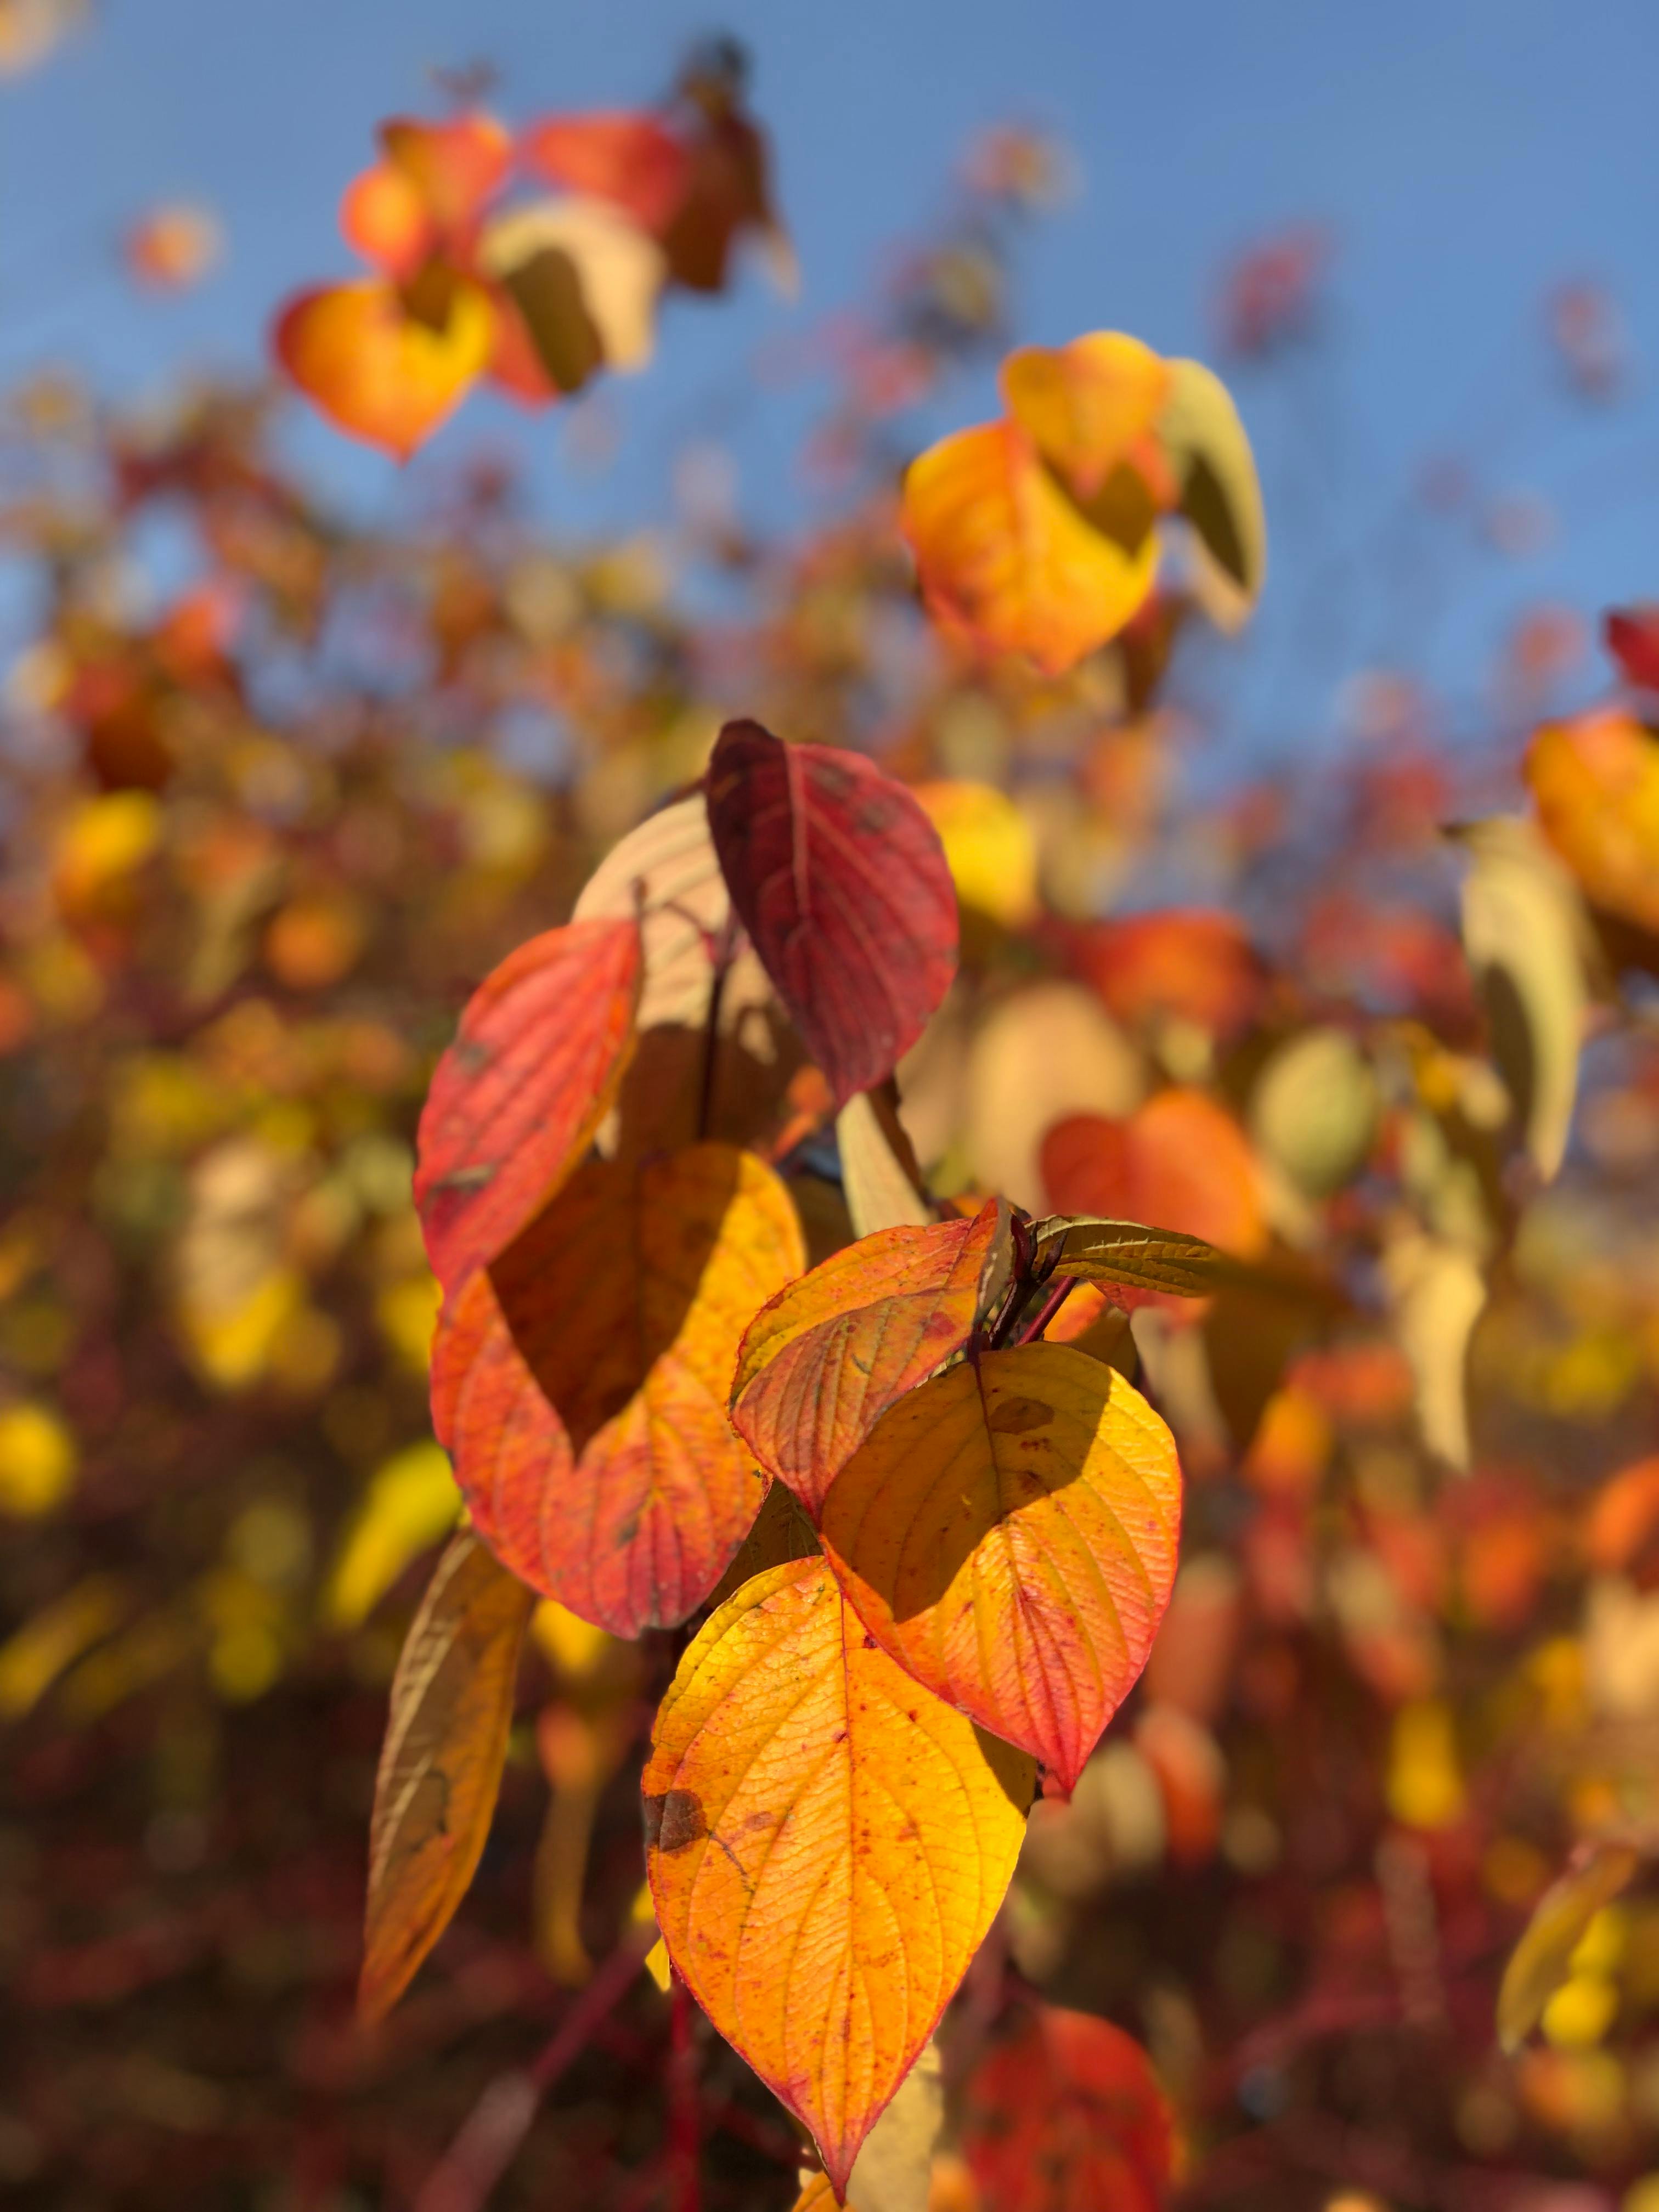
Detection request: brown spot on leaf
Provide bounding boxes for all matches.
[644,1787,708,1855]
[989,1395,1053,1436]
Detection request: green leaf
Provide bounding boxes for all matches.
[1028,1214,1222,1297]
[1158,359,1266,603]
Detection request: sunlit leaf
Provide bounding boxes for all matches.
[413,916,640,1296]
[961,2002,1172,2212]
[732,1198,1010,1518]
[1526,708,1659,935]
[519,110,693,233]
[378,111,513,238]
[901,420,1159,676]
[1028,1215,1222,1299]
[1000,330,1172,503]
[359,1532,533,2023]
[836,1087,932,1238]
[821,1342,1182,1790]
[1498,1841,1640,2055]
[645,1556,1034,2195]
[1457,816,1588,1181]
[480,197,665,391]
[1041,1089,1268,1270]
[706,719,958,1107]
[321,1440,461,1630]
[1156,357,1267,606]
[914,778,1040,929]
[340,161,432,278]
[433,1143,804,1635]
[272,275,495,461]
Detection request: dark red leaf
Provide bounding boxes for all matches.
[704,719,957,1107]
[1605,606,1659,693]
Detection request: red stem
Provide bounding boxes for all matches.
[1017,1276,1076,1344]
[667,1972,701,2212]
[414,1928,653,2212]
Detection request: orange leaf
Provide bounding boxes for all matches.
[1526,708,1659,933]
[1041,1090,1267,1272]
[1000,331,1172,502]
[645,1556,1034,2196]
[272,275,495,460]
[901,420,1159,676]
[821,1344,1182,1791]
[340,162,433,278]
[359,1532,533,2022]
[413,916,640,1297]
[379,111,512,238]
[960,2003,1172,2212]
[1068,909,1264,1040]
[732,1198,1011,1519]
[433,1144,804,1635]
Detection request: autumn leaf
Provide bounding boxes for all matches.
[705,719,958,1107]
[821,1344,1181,1791]
[1000,330,1173,504]
[272,275,496,461]
[340,161,433,278]
[1497,1839,1640,2055]
[1041,1090,1268,1269]
[901,420,1159,676]
[1027,1215,1223,1299]
[432,1143,804,1635]
[519,110,693,234]
[835,1087,933,1238]
[644,1556,1034,2196]
[377,112,513,240]
[1526,708,1659,935]
[1605,605,1659,694]
[572,791,769,1036]
[960,2003,1173,2212]
[358,1532,533,2023]
[412,916,640,1297]
[479,198,665,393]
[1068,907,1264,1040]
[732,1198,1011,1518]
[1156,356,1267,610]
[1455,816,1588,1181]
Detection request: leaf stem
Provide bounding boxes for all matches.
[1017,1277,1077,1345]
[695,916,740,1143]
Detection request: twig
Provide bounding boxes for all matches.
[667,1972,702,2212]
[414,1928,654,2212]
[695,916,740,1142]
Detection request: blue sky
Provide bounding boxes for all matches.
[3,0,1657,755]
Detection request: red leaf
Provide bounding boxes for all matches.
[704,719,957,1107]
[413,917,640,1296]
[1605,606,1659,693]
[961,2004,1173,2212]
[518,111,692,235]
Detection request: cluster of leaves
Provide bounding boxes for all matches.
[7,55,1659,2212]
[275,42,787,459]
[388,708,1222,2192]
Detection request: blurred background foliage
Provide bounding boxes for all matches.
[4,14,1659,2212]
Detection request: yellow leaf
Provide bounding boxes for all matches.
[530,1596,614,1680]
[323,1439,461,1630]
[1156,357,1267,608]
[645,1556,1033,2196]
[1457,818,1589,1182]
[0,1575,128,1718]
[274,275,494,461]
[821,1345,1181,1790]
[360,1532,533,2022]
[901,420,1159,677]
[914,780,1040,929]
[835,1090,933,1238]
[1386,1699,1464,1830]
[0,1400,77,1516]
[1000,331,1172,502]
[1498,1841,1640,2054]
